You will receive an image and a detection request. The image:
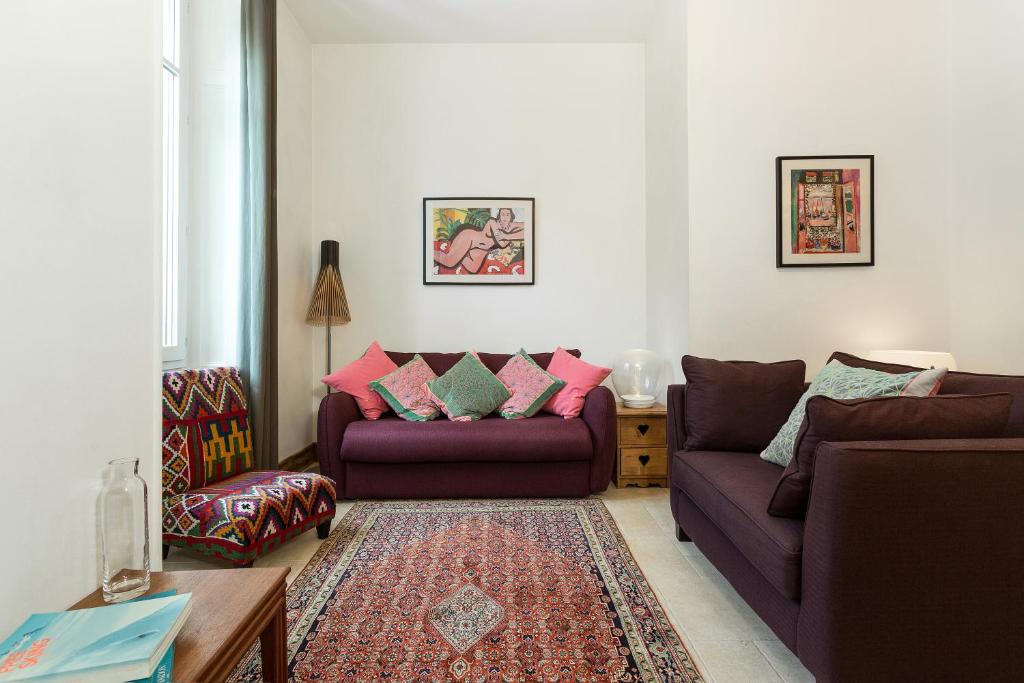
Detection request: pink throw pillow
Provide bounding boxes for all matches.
[320,341,398,419]
[542,347,612,418]
[496,350,565,419]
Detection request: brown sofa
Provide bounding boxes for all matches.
[668,354,1024,681]
[317,349,617,499]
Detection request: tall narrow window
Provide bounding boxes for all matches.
[162,0,186,363]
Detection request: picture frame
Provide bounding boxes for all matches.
[776,155,874,268]
[423,197,535,285]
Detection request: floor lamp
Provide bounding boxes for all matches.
[306,240,350,392]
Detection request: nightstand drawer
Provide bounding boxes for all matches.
[619,447,668,477]
[618,417,666,446]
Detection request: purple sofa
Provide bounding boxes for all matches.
[669,354,1024,681]
[318,349,616,499]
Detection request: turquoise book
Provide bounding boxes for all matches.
[0,593,191,682]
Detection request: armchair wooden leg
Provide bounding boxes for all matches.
[162,544,170,560]
[675,524,691,542]
[316,520,332,539]
[240,560,255,568]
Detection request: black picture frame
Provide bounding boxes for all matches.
[422,197,536,285]
[776,155,874,268]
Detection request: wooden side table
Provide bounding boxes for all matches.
[70,568,288,683]
[614,403,669,487]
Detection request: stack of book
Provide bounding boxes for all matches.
[0,593,191,682]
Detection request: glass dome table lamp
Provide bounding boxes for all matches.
[611,349,667,409]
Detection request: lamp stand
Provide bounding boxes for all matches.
[325,287,332,394]
[322,240,339,395]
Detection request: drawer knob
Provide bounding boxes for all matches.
[636,423,650,436]
[639,454,650,466]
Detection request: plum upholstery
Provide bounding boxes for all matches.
[800,439,1024,680]
[341,415,594,463]
[162,367,336,565]
[668,380,1024,681]
[317,349,615,499]
[672,450,803,599]
[829,350,1024,436]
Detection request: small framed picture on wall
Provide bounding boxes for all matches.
[423,197,535,285]
[776,155,874,267]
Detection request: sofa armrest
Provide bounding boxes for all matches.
[316,391,363,495]
[666,384,687,456]
[581,386,616,493]
[798,438,1024,681]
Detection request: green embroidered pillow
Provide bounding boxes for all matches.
[369,355,440,422]
[425,352,511,422]
[760,360,946,466]
[495,349,566,419]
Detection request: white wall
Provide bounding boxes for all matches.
[277,1,317,455]
[645,0,688,390]
[687,0,952,375]
[949,0,1024,374]
[312,44,646,370]
[0,0,160,634]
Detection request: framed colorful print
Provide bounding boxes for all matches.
[423,197,535,285]
[776,155,874,268]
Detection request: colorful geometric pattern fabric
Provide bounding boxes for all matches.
[228,499,704,682]
[162,471,337,565]
[161,424,192,495]
[161,366,337,564]
[162,366,252,490]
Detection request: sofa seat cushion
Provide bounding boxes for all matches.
[340,414,594,463]
[162,470,337,565]
[672,450,804,599]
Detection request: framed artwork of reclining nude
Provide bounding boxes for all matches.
[776,155,874,267]
[423,197,535,285]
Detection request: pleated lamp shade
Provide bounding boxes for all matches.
[306,240,350,326]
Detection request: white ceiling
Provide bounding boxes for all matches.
[284,0,661,44]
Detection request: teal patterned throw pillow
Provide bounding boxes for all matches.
[425,352,512,422]
[760,360,946,466]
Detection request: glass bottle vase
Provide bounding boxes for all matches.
[99,457,151,603]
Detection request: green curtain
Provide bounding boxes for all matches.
[240,0,278,468]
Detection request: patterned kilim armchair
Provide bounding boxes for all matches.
[161,367,337,566]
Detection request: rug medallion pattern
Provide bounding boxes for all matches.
[229,499,703,682]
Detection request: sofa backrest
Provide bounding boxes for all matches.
[829,351,1024,437]
[161,366,253,495]
[384,349,582,376]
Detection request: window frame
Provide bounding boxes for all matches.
[161,0,189,367]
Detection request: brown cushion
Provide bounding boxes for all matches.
[681,355,806,452]
[386,349,580,375]
[340,414,593,463]
[829,351,1024,437]
[672,449,805,599]
[767,393,1013,518]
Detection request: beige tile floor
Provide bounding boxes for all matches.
[163,486,814,682]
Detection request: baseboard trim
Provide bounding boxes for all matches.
[279,442,318,472]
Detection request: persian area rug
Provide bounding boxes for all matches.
[229,499,704,682]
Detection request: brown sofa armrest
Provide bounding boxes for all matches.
[798,438,1024,681]
[666,384,687,455]
[581,386,616,493]
[316,391,363,496]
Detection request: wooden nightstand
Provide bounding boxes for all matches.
[614,403,669,488]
